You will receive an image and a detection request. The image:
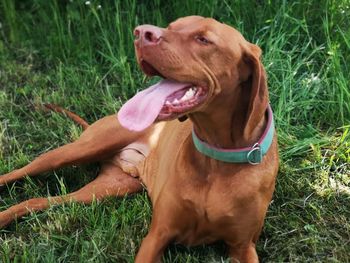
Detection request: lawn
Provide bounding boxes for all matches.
[0,0,349,262]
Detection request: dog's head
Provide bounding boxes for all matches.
[119,16,268,133]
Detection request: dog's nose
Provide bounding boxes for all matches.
[134,25,163,45]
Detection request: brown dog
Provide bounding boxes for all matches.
[0,16,278,262]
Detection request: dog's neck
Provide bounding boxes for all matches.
[189,87,267,149]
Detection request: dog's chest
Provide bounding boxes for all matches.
[136,121,268,245]
[169,172,254,245]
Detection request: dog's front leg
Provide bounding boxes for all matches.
[135,225,174,263]
[135,200,181,263]
[228,242,259,263]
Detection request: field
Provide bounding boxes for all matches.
[0,0,349,262]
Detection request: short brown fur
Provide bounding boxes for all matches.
[0,16,278,263]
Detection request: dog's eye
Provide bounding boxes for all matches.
[196,36,211,45]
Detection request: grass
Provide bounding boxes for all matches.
[0,0,349,262]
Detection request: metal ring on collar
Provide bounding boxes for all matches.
[247,143,262,165]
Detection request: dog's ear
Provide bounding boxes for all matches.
[240,43,269,139]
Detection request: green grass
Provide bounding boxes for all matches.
[0,0,349,262]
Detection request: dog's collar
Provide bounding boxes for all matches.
[192,105,275,164]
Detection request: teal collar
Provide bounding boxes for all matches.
[192,105,275,164]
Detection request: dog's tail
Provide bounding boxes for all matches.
[43,103,90,130]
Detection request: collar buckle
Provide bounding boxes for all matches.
[247,143,262,165]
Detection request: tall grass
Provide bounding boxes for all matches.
[0,0,349,262]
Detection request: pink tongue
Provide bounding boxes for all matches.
[118,79,190,131]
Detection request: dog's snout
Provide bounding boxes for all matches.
[134,25,163,45]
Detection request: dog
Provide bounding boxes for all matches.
[0,16,278,263]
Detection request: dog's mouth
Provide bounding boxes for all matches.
[158,84,207,120]
[140,59,208,120]
[118,59,208,131]
[140,59,162,77]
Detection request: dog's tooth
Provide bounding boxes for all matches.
[181,93,189,101]
[173,98,179,104]
[178,88,196,103]
[165,100,171,105]
[182,94,190,101]
[187,89,195,97]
